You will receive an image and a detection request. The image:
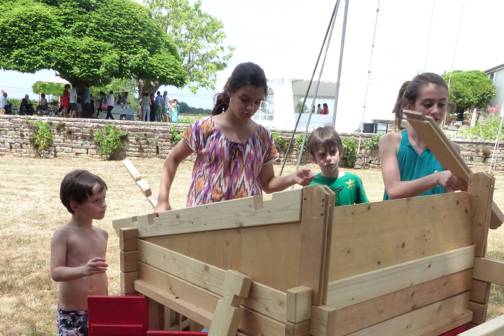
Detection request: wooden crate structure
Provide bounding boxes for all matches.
[113,173,504,335]
[114,186,335,335]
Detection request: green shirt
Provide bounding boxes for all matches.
[310,172,369,206]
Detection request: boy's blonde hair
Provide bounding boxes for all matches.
[307,126,343,159]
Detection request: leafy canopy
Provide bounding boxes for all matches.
[145,0,234,93]
[0,0,187,87]
[443,70,496,113]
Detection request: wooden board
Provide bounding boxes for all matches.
[144,221,303,292]
[135,189,303,237]
[329,192,472,280]
[404,110,503,229]
[347,292,471,336]
[474,258,504,286]
[311,270,473,336]
[326,246,474,309]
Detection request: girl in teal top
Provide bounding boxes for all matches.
[379,73,466,200]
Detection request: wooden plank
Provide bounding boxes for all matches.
[113,218,137,235]
[120,250,138,272]
[469,301,488,325]
[136,178,152,197]
[208,271,252,336]
[404,110,503,229]
[118,227,138,251]
[137,188,302,237]
[327,246,474,308]
[123,159,142,181]
[468,173,494,257]
[459,315,504,336]
[240,307,310,336]
[311,270,472,336]
[470,279,491,304]
[145,221,303,292]
[137,240,289,322]
[346,292,471,336]
[474,258,504,286]
[120,271,138,294]
[329,192,473,280]
[286,286,312,323]
[299,186,333,306]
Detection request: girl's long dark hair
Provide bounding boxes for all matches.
[212,62,268,115]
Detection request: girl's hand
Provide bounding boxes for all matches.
[82,257,108,276]
[295,168,314,186]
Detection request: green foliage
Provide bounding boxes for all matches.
[32,81,65,96]
[145,0,234,92]
[272,132,288,153]
[169,126,183,143]
[94,124,127,159]
[294,134,308,153]
[362,134,381,151]
[460,115,504,140]
[177,101,211,114]
[442,70,496,113]
[0,0,187,87]
[30,121,52,152]
[342,136,357,168]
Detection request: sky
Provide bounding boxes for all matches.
[1,0,503,131]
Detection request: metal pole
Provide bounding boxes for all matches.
[331,0,350,128]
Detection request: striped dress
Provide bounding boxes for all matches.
[183,116,278,207]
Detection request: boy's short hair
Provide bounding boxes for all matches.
[60,170,107,214]
[308,126,343,158]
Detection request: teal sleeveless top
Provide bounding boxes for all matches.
[384,130,445,200]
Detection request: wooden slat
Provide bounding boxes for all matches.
[470,279,491,304]
[120,250,138,272]
[469,301,488,325]
[459,315,504,335]
[240,308,310,336]
[311,270,472,336]
[145,221,303,292]
[404,110,503,229]
[113,218,137,235]
[299,186,333,306]
[119,227,138,251]
[123,159,142,181]
[327,246,474,308]
[137,188,302,237]
[137,240,289,322]
[474,258,504,286]
[329,192,472,280]
[468,173,494,257]
[120,271,138,294]
[346,292,471,336]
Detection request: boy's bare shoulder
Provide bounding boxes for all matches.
[51,223,73,240]
[93,226,108,239]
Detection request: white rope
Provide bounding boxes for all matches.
[422,0,436,71]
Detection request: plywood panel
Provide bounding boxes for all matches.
[329,192,472,280]
[145,221,302,291]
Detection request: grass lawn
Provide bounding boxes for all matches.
[0,155,503,334]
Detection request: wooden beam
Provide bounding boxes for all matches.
[474,258,504,286]
[346,292,471,336]
[137,240,289,322]
[118,227,138,251]
[137,188,303,237]
[120,271,138,294]
[459,315,504,335]
[468,173,495,257]
[469,301,488,325]
[286,286,312,323]
[120,250,138,272]
[311,270,472,336]
[404,110,503,229]
[299,186,333,306]
[330,192,472,281]
[208,271,252,336]
[470,279,491,304]
[327,246,474,309]
[123,159,142,181]
[113,217,137,235]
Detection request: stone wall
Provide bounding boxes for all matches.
[0,115,503,170]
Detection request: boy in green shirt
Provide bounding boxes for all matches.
[308,126,368,206]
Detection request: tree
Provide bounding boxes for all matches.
[145,0,234,93]
[32,81,65,96]
[443,70,496,121]
[0,0,187,93]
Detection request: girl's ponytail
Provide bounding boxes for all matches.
[212,87,230,115]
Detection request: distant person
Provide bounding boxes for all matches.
[19,94,34,115]
[97,91,106,117]
[155,91,163,121]
[170,99,179,123]
[379,73,466,200]
[82,87,92,118]
[58,84,70,117]
[150,93,156,122]
[322,103,329,115]
[37,93,49,115]
[106,90,115,119]
[0,90,6,115]
[51,170,108,336]
[311,105,315,115]
[141,92,151,122]
[155,62,313,212]
[68,86,78,118]
[316,104,322,114]
[162,91,170,122]
[308,126,368,205]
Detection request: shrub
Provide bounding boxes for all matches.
[30,121,53,153]
[362,134,381,151]
[272,132,288,153]
[460,116,503,140]
[169,127,183,143]
[94,125,127,159]
[342,136,357,168]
